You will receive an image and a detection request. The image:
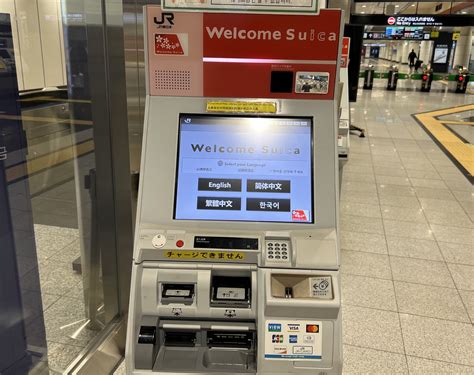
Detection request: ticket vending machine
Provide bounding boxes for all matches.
[126,4,343,374]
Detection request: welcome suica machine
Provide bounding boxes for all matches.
[126,3,343,374]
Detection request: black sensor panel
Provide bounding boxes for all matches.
[270,71,294,93]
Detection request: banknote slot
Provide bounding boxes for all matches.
[207,331,253,349]
[164,331,196,347]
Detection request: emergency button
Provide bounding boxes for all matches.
[176,240,184,248]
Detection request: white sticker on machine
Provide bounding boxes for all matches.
[264,320,322,360]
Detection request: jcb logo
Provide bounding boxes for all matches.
[154,12,174,29]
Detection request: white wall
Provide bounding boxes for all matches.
[0,0,67,91]
[453,27,473,68]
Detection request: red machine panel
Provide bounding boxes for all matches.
[147,6,343,99]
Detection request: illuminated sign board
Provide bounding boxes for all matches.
[351,14,473,27]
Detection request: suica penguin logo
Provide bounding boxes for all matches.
[154,12,175,29]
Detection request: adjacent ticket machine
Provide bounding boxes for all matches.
[126,5,343,374]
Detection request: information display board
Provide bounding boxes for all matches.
[174,114,314,223]
[162,0,319,14]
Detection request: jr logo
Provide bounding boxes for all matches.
[154,12,174,28]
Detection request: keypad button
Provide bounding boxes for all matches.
[268,251,273,254]
[275,256,281,259]
[283,256,288,259]
[282,243,287,248]
[268,255,274,259]
[268,243,273,246]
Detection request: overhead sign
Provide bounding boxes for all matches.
[452,32,460,41]
[351,14,474,27]
[163,0,319,14]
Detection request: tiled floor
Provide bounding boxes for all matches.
[340,80,473,374]
[20,223,104,373]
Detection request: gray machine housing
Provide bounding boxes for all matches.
[125,95,342,374]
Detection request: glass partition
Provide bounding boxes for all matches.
[0,0,132,373]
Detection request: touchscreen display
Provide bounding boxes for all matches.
[174,114,313,223]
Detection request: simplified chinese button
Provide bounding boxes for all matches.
[197,197,241,210]
[198,178,242,192]
[246,198,291,212]
[247,179,290,193]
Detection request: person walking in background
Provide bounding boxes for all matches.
[408,49,418,70]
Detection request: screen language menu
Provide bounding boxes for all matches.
[174,115,313,223]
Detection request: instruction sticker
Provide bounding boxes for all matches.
[164,250,245,261]
[206,101,277,113]
[265,320,322,360]
[311,276,333,299]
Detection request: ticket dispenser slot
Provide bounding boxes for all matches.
[211,275,251,308]
[161,283,195,305]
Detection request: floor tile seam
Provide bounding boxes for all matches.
[342,343,408,359]
[367,131,410,365]
[390,291,472,324]
[409,217,474,230]
[340,229,384,236]
[388,251,471,274]
[416,192,474,321]
[405,354,474,370]
[446,185,474,219]
[42,240,81,260]
[343,301,398,314]
[46,339,87,349]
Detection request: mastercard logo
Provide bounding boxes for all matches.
[306,324,320,333]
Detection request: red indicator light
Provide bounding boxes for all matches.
[176,240,184,248]
[422,75,428,81]
[459,76,464,82]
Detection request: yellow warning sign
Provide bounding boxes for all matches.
[452,32,460,41]
[207,101,277,113]
[164,250,246,261]
[431,31,439,38]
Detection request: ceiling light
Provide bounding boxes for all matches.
[361,11,365,14]
[395,4,399,7]
[411,4,415,6]
[362,4,366,7]
[461,11,467,14]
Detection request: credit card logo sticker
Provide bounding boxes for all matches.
[306,324,320,333]
[274,346,287,355]
[289,335,298,343]
[287,324,300,332]
[268,323,282,332]
[293,346,313,355]
[303,335,315,344]
[272,334,284,343]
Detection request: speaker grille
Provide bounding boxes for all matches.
[155,70,191,91]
